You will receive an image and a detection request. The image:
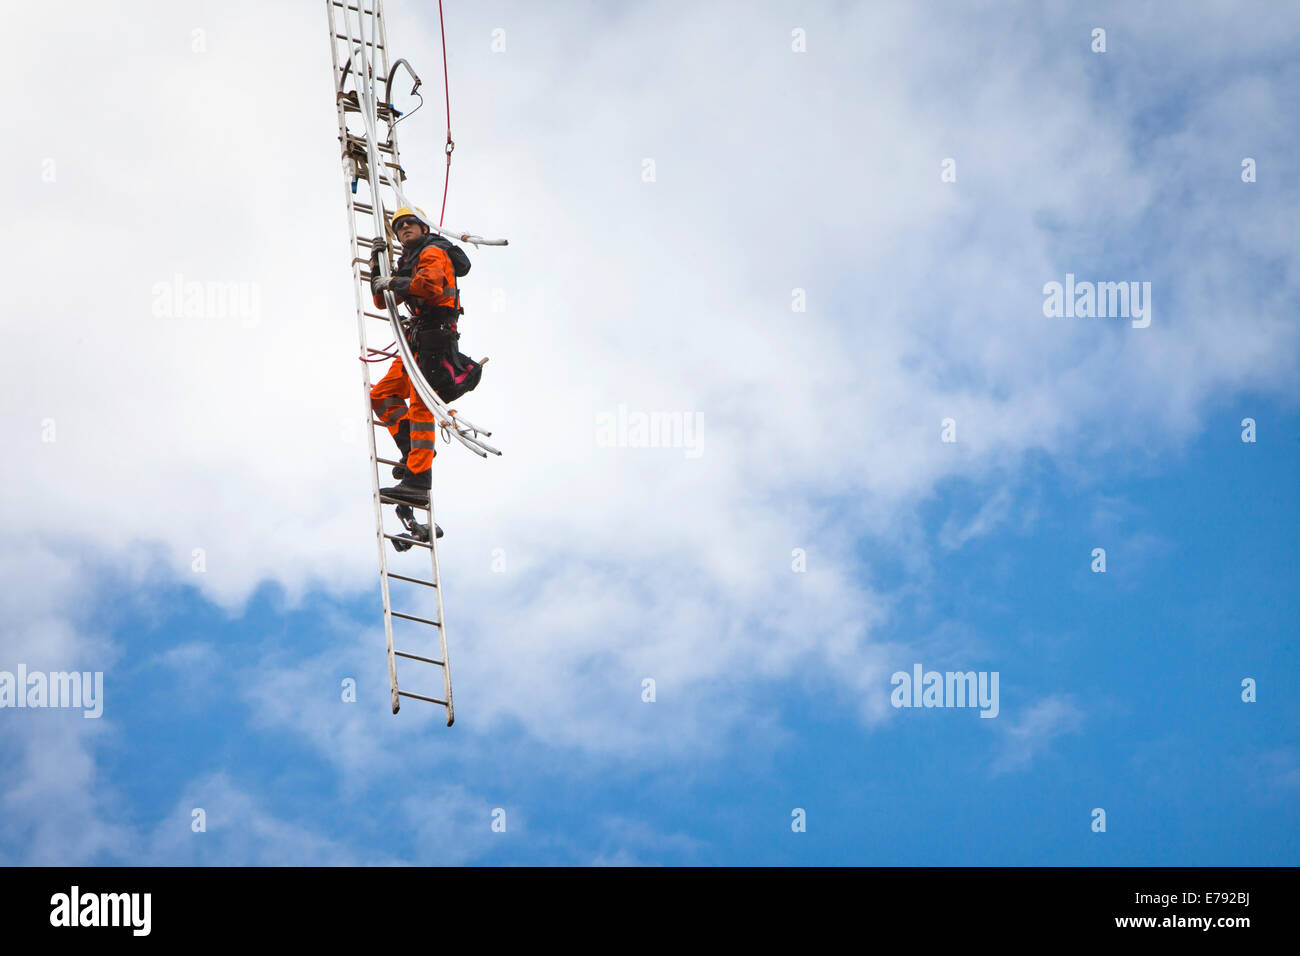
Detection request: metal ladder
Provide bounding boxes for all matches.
[325,0,453,723]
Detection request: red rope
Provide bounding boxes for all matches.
[360,342,399,362]
[437,0,453,227]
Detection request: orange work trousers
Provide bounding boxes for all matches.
[369,356,437,475]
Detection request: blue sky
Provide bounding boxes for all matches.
[6,399,1293,865]
[1,1,1297,865]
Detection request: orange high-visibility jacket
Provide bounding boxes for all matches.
[374,239,459,316]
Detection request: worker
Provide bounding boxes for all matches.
[368,205,478,508]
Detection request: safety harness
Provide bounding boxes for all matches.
[393,231,465,325]
[392,232,483,403]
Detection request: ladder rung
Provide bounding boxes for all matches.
[339,129,397,154]
[380,495,430,512]
[335,33,384,49]
[395,649,445,666]
[341,105,399,125]
[392,610,441,627]
[388,572,437,589]
[376,455,400,466]
[351,196,400,219]
[383,532,431,550]
[338,92,396,113]
[397,690,447,706]
[333,2,380,13]
[344,163,402,181]
[345,152,402,170]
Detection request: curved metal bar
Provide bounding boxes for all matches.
[385,57,424,124]
[446,410,491,437]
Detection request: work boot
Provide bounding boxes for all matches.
[392,419,411,479]
[381,466,431,505]
[392,503,444,549]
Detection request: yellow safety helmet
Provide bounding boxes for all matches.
[391,206,429,232]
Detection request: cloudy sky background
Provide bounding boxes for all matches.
[1,0,1296,864]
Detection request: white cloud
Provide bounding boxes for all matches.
[0,542,129,864]
[399,786,507,866]
[939,486,1016,551]
[993,694,1086,774]
[142,771,401,866]
[0,715,132,865]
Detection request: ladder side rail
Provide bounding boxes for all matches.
[328,0,401,713]
[376,0,454,724]
[345,0,455,723]
[373,0,455,725]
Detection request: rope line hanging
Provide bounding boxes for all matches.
[437,0,454,228]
